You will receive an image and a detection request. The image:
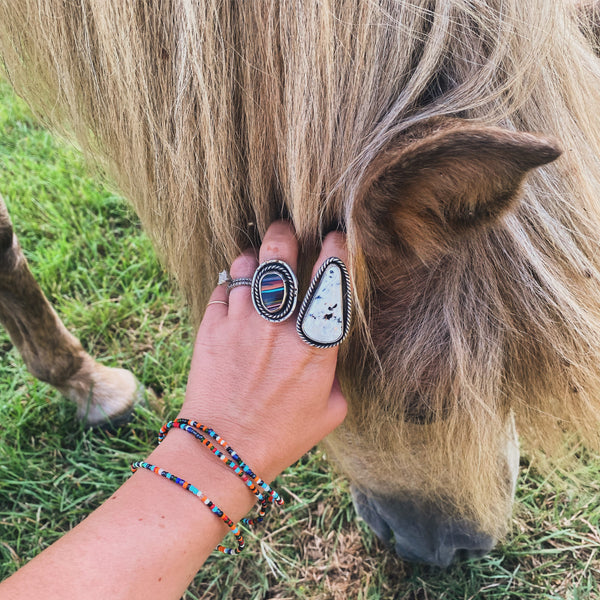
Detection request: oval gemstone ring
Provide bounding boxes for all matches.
[251,259,298,322]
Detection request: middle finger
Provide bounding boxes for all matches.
[249,221,300,323]
[258,220,298,270]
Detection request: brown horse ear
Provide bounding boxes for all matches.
[577,1,600,51]
[352,120,561,262]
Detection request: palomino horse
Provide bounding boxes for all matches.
[2,1,600,567]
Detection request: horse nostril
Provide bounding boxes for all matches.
[351,485,498,568]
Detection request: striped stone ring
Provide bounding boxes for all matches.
[251,259,298,322]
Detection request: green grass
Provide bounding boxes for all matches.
[0,79,599,599]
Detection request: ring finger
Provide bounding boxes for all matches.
[227,248,259,319]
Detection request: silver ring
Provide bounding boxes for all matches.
[227,277,252,292]
[251,260,298,322]
[207,300,229,307]
[218,270,231,286]
[296,257,352,348]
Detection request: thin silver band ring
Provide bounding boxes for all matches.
[207,300,229,307]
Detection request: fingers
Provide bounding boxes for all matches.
[212,223,350,337]
[297,230,351,358]
[258,220,298,272]
[228,221,299,321]
[230,249,259,280]
[309,376,348,440]
[227,249,258,319]
[311,230,348,279]
[325,376,348,430]
[202,279,230,321]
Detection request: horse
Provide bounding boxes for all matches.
[2,0,600,567]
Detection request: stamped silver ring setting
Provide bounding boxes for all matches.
[251,260,298,322]
[296,256,352,348]
[227,277,253,292]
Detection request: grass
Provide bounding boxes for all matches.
[0,78,599,599]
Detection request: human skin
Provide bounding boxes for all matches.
[0,221,348,600]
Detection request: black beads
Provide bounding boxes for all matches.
[296,257,352,348]
[251,260,298,322]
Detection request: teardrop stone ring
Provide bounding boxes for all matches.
[296,257,352,349]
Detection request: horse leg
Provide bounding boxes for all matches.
[0,195,141,425]
[351,414,520,567]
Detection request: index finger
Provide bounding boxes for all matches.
[296,231,351,351]
[310,231,348,279]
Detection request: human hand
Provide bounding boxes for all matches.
[179,221,348,482]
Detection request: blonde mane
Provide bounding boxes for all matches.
[3,0,600,533]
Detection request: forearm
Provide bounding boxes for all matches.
[0,428,258,600]
[0,224,348,599]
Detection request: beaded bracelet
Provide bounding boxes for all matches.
[130,460,244,555]
[158,419,284,526]
[131,420,283,555]
[161,421,268,503]
[159,419,284,506]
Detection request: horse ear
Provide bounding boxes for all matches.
[577,1,600,51]
[352,120,561,263]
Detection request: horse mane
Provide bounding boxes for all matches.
[3,1,600,532]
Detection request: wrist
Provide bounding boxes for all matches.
[146,425,258,525]
[173,410,282,483]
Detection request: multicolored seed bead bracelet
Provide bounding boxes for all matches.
[160,421,267,502]
[158,419,283,526]
[130,461,245,555]
[159,419,284,507]
[131,421,284,555]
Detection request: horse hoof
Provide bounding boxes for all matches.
[80,366,144,426]
[57,359,145,426]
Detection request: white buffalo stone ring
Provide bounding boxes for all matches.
[251,259,298,322]
[296,257,352,348]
